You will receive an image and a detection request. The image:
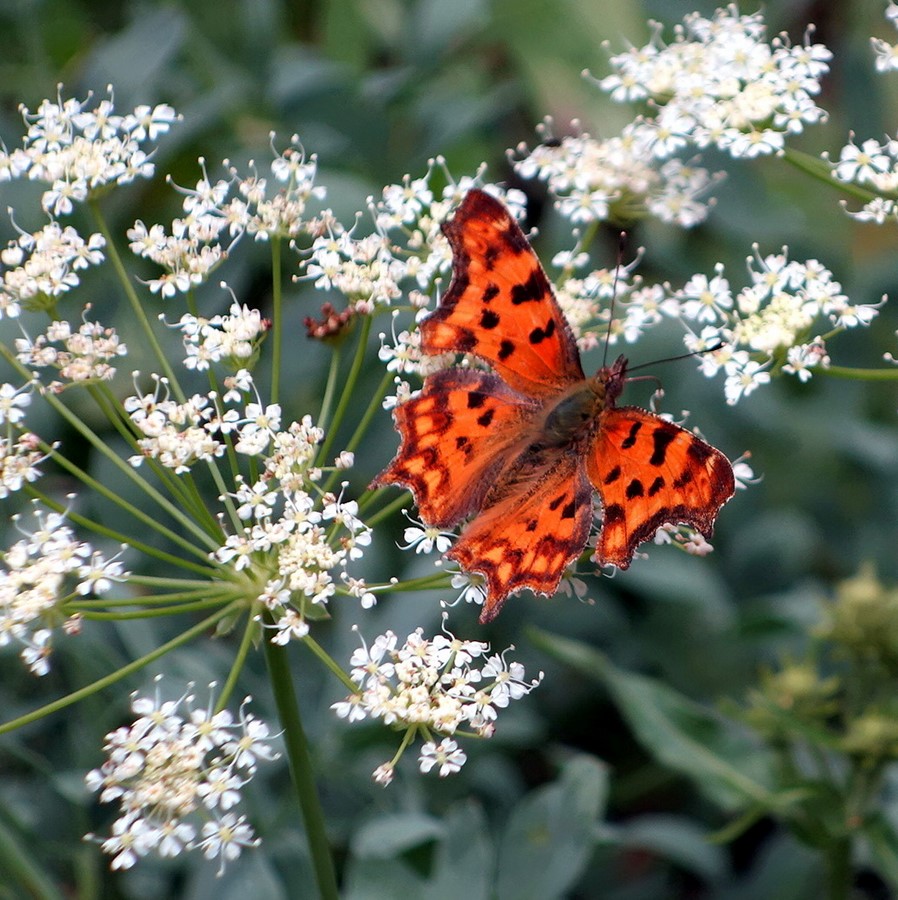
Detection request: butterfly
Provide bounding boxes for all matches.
[375,188,735,622]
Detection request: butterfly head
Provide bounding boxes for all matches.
[591,354,628,409]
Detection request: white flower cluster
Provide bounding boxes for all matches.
[174,301,269,371]
[830,132,898,223]
[306,230,409,314]
[125,379,226,473]
[515,128,721,228]
[332,622,542,785]
[0,504,127,675]
[85,682,277,875]
[871,1,898,72]
[662,248,879,403]
[0,89,177,215]
[514,6,830,227]
[129,137,325,297]
[16,318,127,389]
[599,5,830,160]
[0,220,105,317]
[0,432,46,499]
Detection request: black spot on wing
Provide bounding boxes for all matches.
[498,339,515,361]
[484,244,500,271]
[529,318,556,345]
[466,392,486,409]
[482,283,499,303]
[621,421,642,450]
[480,309,500,329]
[603,465,621,485]
[625,479,644,499]
[548,493,567,511]
[648,476,665,496]
[510,269,548,305]
[477,408,495,428]
[561,500,577,520]
[650,424,678,466]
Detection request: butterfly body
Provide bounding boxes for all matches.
[376,189,735,622]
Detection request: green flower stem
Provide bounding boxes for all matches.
[359,487,411,522]
[321,367,394,496]
[34,427,215,562]
[0,603,240,735]
[125,574,230,589]
[814,365,898,381]
[25,486,222,579]
[77,597,236,619]
[302,634,357,693]
[782,147,885,204]
[271,237,284,405]
[205,456,244,535]
[88,384,213,530]
[88,199,186,403]
[70,589,228,608]
[317,343,342,432]
[315,315,372,468]
[262,621,339,900]
[38,391,220,553]
[217,604,261,710]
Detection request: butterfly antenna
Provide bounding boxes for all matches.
[602,231,628,369]
[626,341,726,374]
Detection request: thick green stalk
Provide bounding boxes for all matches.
[814,365,898,381]
[262,626,339,900]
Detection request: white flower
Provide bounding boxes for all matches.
[401,522,453,554]
[196,813,260,876]
[419,738,467,776]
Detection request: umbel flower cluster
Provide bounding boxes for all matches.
[0,0,896,879]
[85,681,277,874]
[332,620,543,784]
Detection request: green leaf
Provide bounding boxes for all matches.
[496,755,608,900]
[530,628,774,811]
[351,812,443,859]
[424,802,493,900]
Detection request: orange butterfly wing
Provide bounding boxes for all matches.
[422,189,584,396]
[588,405,735,569]
[375,369,539,528]
[448,452,593,622]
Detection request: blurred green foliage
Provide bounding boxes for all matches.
[1,0,898,898]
